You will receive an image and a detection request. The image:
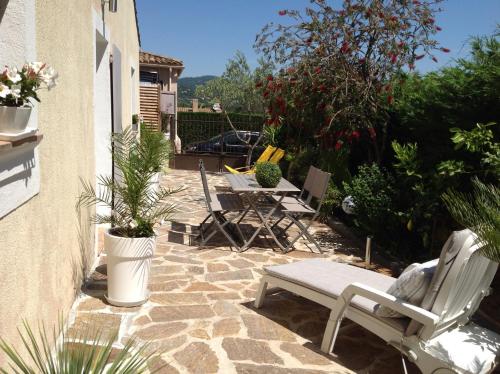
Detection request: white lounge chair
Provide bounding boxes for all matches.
[254,229,500,373]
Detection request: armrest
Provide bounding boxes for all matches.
[337,282,440,328]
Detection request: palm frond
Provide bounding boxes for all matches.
[443,177,500,262]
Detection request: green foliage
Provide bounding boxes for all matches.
[262,124,282,147]
[194,51,274,113]
[178,75,217,107]
[319,183,344,218]
[138,124,171,173]
[255,161,282,188]
[443,178,500,263]
[78,128,181,238]
[343,164,396,238]
[0,320,157,373]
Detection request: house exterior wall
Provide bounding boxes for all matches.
[0,0,139,364]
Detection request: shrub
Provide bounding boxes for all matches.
[319,182,344,218]
[255,161,282,188]
[343,164,398,245]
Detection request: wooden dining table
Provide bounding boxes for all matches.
[225,173,300,252]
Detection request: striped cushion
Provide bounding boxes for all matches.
[374,259,438,318]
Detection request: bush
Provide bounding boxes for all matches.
[255,161,282,188]
[343,164,399,248]
[319,182,344,218]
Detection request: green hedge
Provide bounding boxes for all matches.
[177,112,265,146]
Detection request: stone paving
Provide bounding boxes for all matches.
[69,169,419,373]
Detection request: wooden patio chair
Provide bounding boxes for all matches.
[224,145,277,174]
[271,166,331,253]
[198,160,245,251]
[254,229,500,374]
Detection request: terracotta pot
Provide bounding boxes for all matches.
[0,106,32,134]
[104,229,155,307]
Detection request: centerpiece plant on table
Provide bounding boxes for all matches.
[78,127,180,306]
[0,62,57,135]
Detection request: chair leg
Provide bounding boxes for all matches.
[254,276,269,308]
[321,309,343,354]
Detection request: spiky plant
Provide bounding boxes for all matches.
[78,128,181,237]
[442,178,500,262]
[0,320,159,373]
[136,124,171,173]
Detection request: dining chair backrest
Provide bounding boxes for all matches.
[301,166,331,212]
[268,148,285,164]
[257,145,277,164]
[199,160,212,206]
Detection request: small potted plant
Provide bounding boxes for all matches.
[78,128,179,306]
[0,62,57,135]
[255,161,282,188]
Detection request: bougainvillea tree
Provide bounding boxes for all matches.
[255,0,448,162]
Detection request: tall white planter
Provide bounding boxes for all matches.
[104,230,155,306]
[0,106,32,134]
[148,172,160,195]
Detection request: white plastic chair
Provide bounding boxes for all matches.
[254,229,500,373]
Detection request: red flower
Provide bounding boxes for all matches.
[352,130,360,140]
[278,10,287,16]
[408,63,415,70]
[436,26,442,31]
[432,56,438,63]
[368,127,376,139]
[384,84,392,92]
[263,91,269,98]
[255,81,263,88]
[390,16,398,22]
[390,54,397,64]
[267,75,273,81]
[335,141,343,151]
[378,12,385,19]
[359,57,366,64]
[415,54,425,60]
[387,95,394,105]
[441,47,450,53]
[412,0,421,4]
[340,41,350,53]
[318,84,327,92]
[287,67,296,74]
[314,66,321,74]
[398,41,405,48]
[306,37,313,45]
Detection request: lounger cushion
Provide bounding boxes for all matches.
[209,193,244,212]
[264,259,410,331]
[374,259,438,318]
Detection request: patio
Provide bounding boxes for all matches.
[68,169,419,373]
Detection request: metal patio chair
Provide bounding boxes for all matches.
[271,165,331,253]
[198,160,245,251]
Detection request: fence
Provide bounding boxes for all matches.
[139,83,160,131]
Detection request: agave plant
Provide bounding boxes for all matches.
[0,320,158,373]
[443,177,500,262]
[78,127,181,238]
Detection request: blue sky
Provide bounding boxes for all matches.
[136,0,499,77]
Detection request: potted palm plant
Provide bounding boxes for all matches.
[78,128,179,306]
[0,62,57,135]
[138,123,171,194]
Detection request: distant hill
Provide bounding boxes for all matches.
[178,75,217,107]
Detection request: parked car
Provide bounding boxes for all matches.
[184,131,264,154]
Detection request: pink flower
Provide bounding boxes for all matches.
[278,10,287,16]
[335,141,343,151]
[441,47,450,53]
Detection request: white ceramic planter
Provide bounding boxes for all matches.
[104,230,155,307]
[148,172,160,194]
[0,106,32,134]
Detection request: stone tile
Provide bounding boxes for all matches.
[150,281,182,292]
[212,300,240,317]
[186,265,205,275]
[242,314,296,342]
[280,342,332,365]
[133,322,187,341]
[227,258,255,269]
[77,297,108,311]
[163,255,202,265]
[240,253,270,262]
[207,292,240,300]
[205,269,254,282]
[150,305,214,322]
[188,328,210,340]
[174,342,219,373]
[134,314,152,326]
[150,292,208,305]
[207,263,230,272]
[146,335,187,355]
[222,337,283,365]
[234,363,337,374]
[183,282,224,292]
[151,265,184,274]
[212,318,241,337]
[67,313,121,341]
[148,358,180,374]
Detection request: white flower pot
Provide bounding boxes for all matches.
[148,172,160,194]
[104,230,155,307]
[0,106,32,134]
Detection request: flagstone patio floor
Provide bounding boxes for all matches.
[69,169,419,373]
